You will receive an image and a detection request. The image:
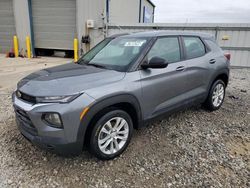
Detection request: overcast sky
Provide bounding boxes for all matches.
[152,0,250,23]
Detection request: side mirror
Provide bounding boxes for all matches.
[141,57,168,69]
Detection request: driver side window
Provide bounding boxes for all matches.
[147,37,181,63]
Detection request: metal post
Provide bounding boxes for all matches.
[74,38,78,62]
[27,0,35,57]
[26,36,31,58]
[13,35,19,57]
[215,26,219,42]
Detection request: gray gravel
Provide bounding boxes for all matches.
[0,68,249,188]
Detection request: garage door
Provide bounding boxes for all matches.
[0,0,16,53]
[32,0,76,50]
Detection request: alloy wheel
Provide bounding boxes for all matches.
[98,117,129,155]
[212,83,225,107]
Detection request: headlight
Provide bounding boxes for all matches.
[36,93,81,103]
[43,113,63,128]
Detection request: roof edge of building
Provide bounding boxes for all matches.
[147,0,156,7]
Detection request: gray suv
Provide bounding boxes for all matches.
[12,31,230,160]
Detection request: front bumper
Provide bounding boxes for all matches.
[16,117,82,155]
[12,92,95,156]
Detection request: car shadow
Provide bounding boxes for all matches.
[4,105,208,173]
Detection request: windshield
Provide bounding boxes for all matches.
[78,37,150,72]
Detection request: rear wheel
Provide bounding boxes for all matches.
[89,109,133,160]
[204,79,226,111]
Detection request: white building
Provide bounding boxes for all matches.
[0,0,155,55]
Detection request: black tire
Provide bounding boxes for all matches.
[89,109,133,160]
[203,79,226,111]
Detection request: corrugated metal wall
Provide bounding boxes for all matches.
[109,0,140,24]
[13,0,31,53]
[0,0,16,53]
[108,0,154,25]
[217,28,250,67]
[97,23,250,67]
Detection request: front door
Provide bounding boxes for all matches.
[139,36,189,120]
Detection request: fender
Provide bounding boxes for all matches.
[205,67,230,98]
[76,94,143,145]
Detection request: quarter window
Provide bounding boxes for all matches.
[147,37,181,63]
[183,37,206,59]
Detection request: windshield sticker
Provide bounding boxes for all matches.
[124,40,146,47]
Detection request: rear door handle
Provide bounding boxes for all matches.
[209,59,216,64]
[176,66,185,71]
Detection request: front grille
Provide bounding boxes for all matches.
[14,106,38,135]
[16,90,36,104]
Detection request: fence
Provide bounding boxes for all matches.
[90,23,250,67]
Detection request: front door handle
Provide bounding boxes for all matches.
[176,66,185,71]
[209,59,216,64]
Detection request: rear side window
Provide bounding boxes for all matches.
[183,37,206,59]
[205,39,223,53]
[147,37,181,63]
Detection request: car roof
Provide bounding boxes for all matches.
[109,30,214,40]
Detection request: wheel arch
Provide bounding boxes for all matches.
[205,68,229,100]
[213,72,229,87]
[77,94,143,147]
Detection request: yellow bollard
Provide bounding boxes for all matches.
[13,35,19,57]
[74,38,78,63]
[26,36,31,58]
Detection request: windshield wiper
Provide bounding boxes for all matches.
[77,59,89,65]
[87,63,107,69]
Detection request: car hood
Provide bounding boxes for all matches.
[17,63,125,96]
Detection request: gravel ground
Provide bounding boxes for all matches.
[0,66,249,187]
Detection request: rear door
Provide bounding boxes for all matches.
[181,36,212,100]
[139,36,189,120]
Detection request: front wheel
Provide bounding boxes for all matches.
[204,79,226,111]
[89,109,133,160]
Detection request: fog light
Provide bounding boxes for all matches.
[43,113,63,128]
